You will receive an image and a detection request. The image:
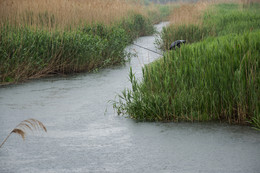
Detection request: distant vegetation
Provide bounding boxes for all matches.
[161,2,260,49]
[143,0,197,5]
[113,1,260,129]
[0,0,171,84]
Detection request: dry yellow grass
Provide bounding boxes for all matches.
[168,1,210,26]
[168,0,258,26]
[0,119,47,148]
[0,0,145,28]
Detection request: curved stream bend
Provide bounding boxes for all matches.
[0,22,259,173]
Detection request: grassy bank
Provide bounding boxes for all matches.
[0,0,172,84]
[160,2,260,49]
[0,14,155,83]
[113,2,260,129]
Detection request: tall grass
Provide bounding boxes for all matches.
[114,31,260,127]
[160,2,260,49]
[0,0,146,28]
[0,24,126,82]
[0,0,169,29]
[146,3,177,24]
[0,0,163,84]
[0,13,156,83]
[168,1,209,26]
[113,2,260,128]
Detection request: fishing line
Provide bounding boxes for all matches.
[132,43,163,56]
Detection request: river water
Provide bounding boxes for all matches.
[0,22,259,173]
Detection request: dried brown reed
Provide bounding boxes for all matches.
[168,1,210,26]
[168,0,257,26]
[0,0,145,29]
[0,119,47,148]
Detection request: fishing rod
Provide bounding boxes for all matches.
[132,40,186,56]
[132,43,163,56]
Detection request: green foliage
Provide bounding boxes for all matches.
[0,25,127,81]
[126,2,260,128]
[0,13,155,83]
[158,5,172,19]
[118,13,155,42]
[147,4,172,24]
[114,31,260,128]
[112,3,260,128]
[160,24,211,49]
[160,3,260,49]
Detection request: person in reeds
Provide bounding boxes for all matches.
[169,40,186,50]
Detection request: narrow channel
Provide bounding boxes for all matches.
[0,22,259,173]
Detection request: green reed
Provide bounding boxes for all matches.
[0,14,154,83]
[114,31,260,128]
[159,3,260,49]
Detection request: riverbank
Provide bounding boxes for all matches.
[0,14,154,84]
[0,0,173,85]
[113,2,260,129]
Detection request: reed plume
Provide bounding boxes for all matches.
[0,119,47,148]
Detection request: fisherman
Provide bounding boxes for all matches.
[169,40,186,50]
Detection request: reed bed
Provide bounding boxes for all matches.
[0,0,146,28]
[114,31,260,127]
[168,1,210,26]
[0,13,156,83]
[160,1,260,49]
[0,24,127,82]
[0,0,168,84]
[113,2,260,129]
